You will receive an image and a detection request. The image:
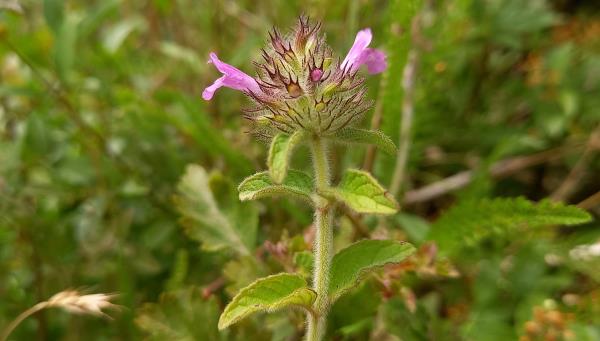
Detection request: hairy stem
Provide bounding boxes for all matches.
[306,136,333,341]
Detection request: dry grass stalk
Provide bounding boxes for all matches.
[1,290,117,341]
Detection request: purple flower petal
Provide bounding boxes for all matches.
[341,28,387,74]
[358,48,387,74]
[202,52,261,100]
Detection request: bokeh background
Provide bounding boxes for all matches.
[1,0,599,340]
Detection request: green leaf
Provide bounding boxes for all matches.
[54,14,79,82]
[218,273,316,330]
[268,131,305,184]
[394,213,431,244]
[329,240,415,301]
[430,197,593,254]
[160,42,205,73]
[44,0,64,33]
[102,17,146,54]
[333,128,397,155]
[328,169,398,215]
[293,251,314,276]
[171,95,254,176]
[136,287,223,341]
[377,0,423,183]
[238,170,313,202]
[175,164,257,256]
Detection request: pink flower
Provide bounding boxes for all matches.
[202,53,261,100]
[341,28,387,74]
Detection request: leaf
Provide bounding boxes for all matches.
[238,170,313,202]
[174,96,253,176]
[218,273,316,330]
[333,128,396,155]
[136,287,223,341]
[54,14,79,81]
[293,251,314,276]
[222,256,263,296]
[377,0,423,183]
[328,169,398,214]
[430,197,593,254]
[102,17,146,54]
[329,240,416,301]
[268,131,305,184]
[160,42,205,73]
[44,0,64,33]
[175,164,257,256]
[394,213,431,244]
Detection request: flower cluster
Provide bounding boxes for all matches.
[46,290,118,317]
[203,17,386,137]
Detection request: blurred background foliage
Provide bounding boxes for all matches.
[1,0,599,340]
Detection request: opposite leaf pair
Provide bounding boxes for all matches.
[246,128,399,215]
[218,239,415,330]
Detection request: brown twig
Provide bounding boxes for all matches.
[550,126,600,202]
[577,190,600,210]
[363,75,387,172]
[390,9,429,198]
[403,143,586,204]
[390,47,419,198]
[201,277,225,299]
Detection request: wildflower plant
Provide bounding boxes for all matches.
[203,17,416,341]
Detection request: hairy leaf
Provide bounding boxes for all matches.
[333,128,397,155]
[238,170,313,202]
[430,197,592,253]
[328,169,398,214]
[175,164,257,256]
[329,240,415,301]
[218,273,316,330]
[268,131,305,184]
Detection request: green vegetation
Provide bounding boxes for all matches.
[1,0,599,340]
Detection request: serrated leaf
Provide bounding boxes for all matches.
[135,287,223,341]
[268,131,305,184]
[218,273,316,330]
[175,164,257,256]
[329,240,415,301]
[430,197,593,254]
[328,169,398,214]
[333,128,397,155]
[238,170,313,202]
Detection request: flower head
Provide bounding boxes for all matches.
[46,290,118,318]
[203,17,387,137]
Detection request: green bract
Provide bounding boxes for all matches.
[268,131,306,184]
[333,127,397,155]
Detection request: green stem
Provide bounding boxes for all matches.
[306,136,333,341]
